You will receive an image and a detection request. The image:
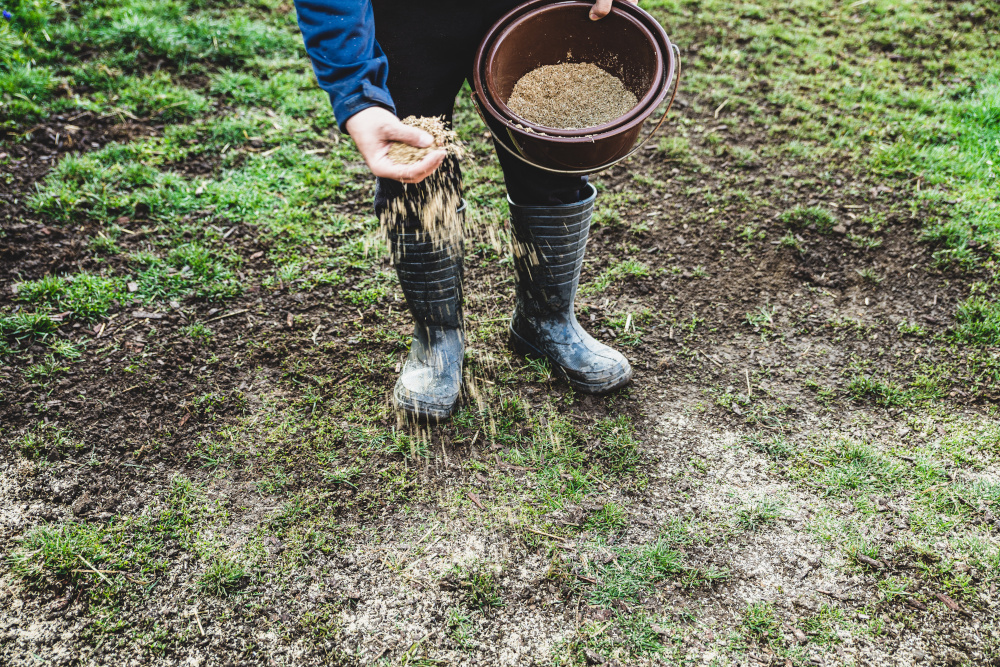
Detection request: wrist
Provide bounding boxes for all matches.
[341,102,394,136]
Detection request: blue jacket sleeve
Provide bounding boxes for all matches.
[293,0,396,130]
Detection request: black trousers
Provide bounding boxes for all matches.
[371,0,589,225]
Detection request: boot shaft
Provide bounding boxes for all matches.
[387,201,466,330]
[508,184,596,315]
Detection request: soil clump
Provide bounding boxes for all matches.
[507,63,638,129]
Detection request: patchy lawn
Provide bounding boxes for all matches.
[1,0,998,665]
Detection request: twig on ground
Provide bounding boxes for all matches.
[75,554,111,585]
[700,350,723,368]
[524,526,565,542]
[816,588,856,601]
[855,554,885,569]
[466,492,484,510]
[934,592,970,617]
[71,569,122,575]
[205,308,248,323]
[193,607,205,635]
[587,471,611,490]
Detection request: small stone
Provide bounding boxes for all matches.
[71,492,93,516]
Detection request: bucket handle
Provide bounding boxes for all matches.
[472,41,682,176]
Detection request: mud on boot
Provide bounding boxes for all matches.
[388,203,466,422]
[508,184,632,394]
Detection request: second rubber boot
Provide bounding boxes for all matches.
[508,184,632,394]
[388,203,466,421]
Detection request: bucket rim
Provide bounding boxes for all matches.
[473,0,675,138]
[484,1,663,136]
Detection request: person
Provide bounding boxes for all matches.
[294,0,637,421]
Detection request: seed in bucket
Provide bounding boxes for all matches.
[387,115,464,165]
[506,63,638,130]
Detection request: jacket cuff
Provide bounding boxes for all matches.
[334,83,396,132]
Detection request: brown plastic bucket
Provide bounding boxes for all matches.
[472,0,680,174]
[485,3,661,136]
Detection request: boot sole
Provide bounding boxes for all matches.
[393,386,460,423]
[509,327,632,395]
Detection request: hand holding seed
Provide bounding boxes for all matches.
[344,107,446,184]
[590,0,638,21]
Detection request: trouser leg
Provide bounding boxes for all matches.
[372,0,589,210]
[493,137,590,207]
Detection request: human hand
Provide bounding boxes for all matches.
[344,107,447,184]
[590,0,638,20]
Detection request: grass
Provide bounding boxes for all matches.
[780,206,838,234]
[181,322,213,342]
[14,425,80,460]
[742,602,781,646]
[580,531,727,609]
[847,374,922,408]
[445,607,477,650]
[0,311,58,345]
[657,135,693,162]
[2,0,304,125]
[586,503,628,532]
[9,523,111,587]
[581,259,649,295]
[23,356,69,383]
[198,556,247,596]
[745,305,776,330]
[799,604,845,646]
[953,294,1000,345]
[647,0,1000,275]
[735,498,782,532]
[561,611,669,664]
[452,562,504,612]
[16,274,125,322]
[745,433,795,460]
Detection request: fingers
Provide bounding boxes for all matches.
[372,149,446,184]
[590,0,613,20]
[384,122,434,149]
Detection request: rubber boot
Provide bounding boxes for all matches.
[508,185,632,394]
[388,202,466,421]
